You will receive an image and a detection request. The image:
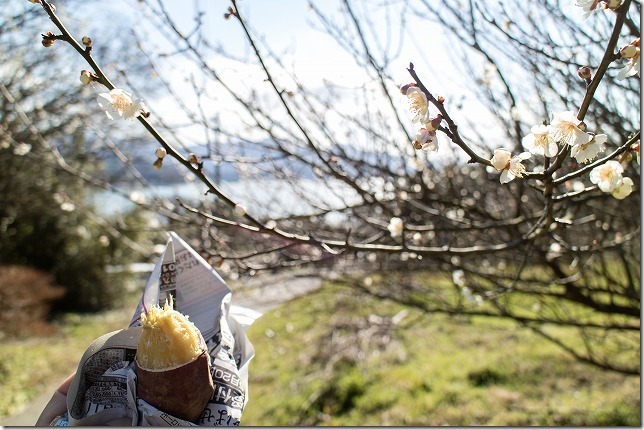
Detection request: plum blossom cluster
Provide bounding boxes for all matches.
[400,84,443,153]
[491,111,592,183]
[491,109,635,200]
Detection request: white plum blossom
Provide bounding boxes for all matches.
[589,160,624,192]
[611,177,634,200]
[412,128,439,152]
[491,148,531,184]
[405,86,429,123]
[522,124,559,157]
[576,0,601,19]
[548,111,592,147]
[97,89,146,120]
[571,133,607,163]
[617,43,640,80]
[387,217,404,238]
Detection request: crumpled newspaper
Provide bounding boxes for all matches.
[53,232,258,426]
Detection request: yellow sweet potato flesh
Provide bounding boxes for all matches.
[136,296,204,370]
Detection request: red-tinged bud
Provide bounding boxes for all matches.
[42,31,55,47]
[188,153,200,165]
[437,95,445,103]
[577,66,592,80]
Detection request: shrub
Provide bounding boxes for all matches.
[0,265,65,338]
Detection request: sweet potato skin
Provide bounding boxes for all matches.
[135,351,214,422]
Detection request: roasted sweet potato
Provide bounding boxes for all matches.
[135,297,214,422]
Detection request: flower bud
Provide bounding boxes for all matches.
[153,158,163,170]
[605,0,622,9]
[42,32,55,47]
[620,44,638,59]
[234,203,247,216]
[224,6,236,19]
[577,66,592,80]
[81,36,92,49]
[155,147,167,159]
[79,70,93,85]
[188,153,200,165]
[437,95,445,103]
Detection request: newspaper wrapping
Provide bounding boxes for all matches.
[52,232,257,426]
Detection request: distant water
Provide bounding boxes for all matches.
[89,178,358,223]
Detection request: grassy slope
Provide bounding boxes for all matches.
[0,278,639,425]
[242,282,640,426]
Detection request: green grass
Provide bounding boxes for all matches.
[0,308,132,419]
[0,275,639,426]
[242,282,640,426]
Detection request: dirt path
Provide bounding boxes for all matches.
[1,271,326,426]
